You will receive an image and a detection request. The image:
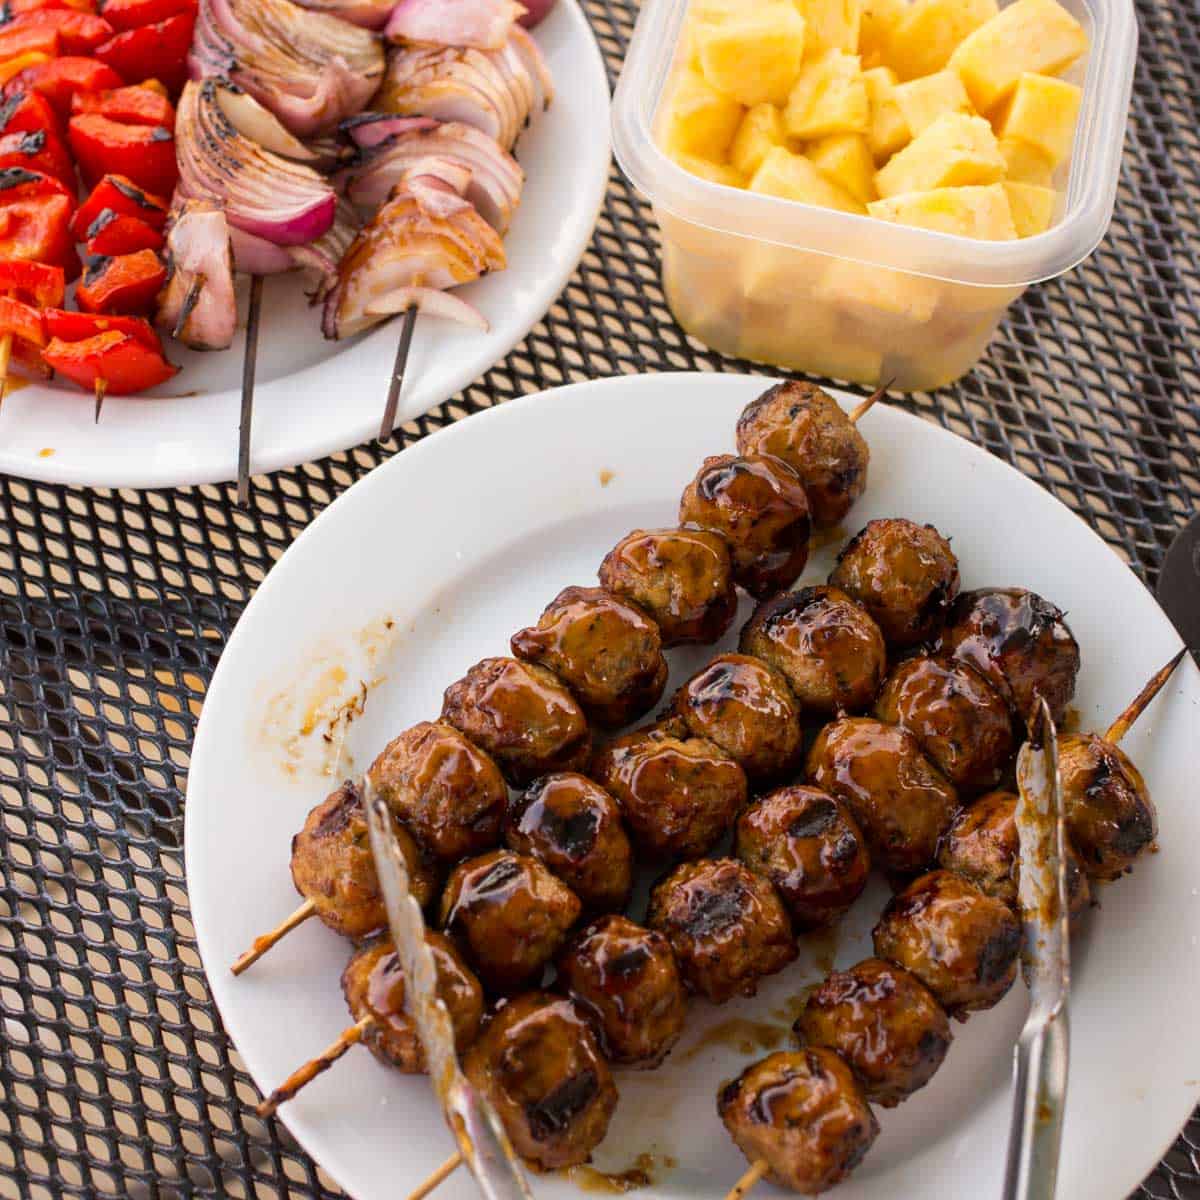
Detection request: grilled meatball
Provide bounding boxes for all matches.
[341,932,484,1072]
[829,519,959,647]
[511,586,668,728]
[874,654,1014,793]
[936,588,1080,725]
[735,786,870,928]
[806,718,957,875]
[441,657,591,787]
[873,869,1020,1018]
[735,380,870,529]
[678,454,812,598]
[464,993,617,1170]
[718,1049,878,1194]
[647,858,796,1003]
[1060,733,1156,881]
[591,729,746,861]
[670,653,803,782]
[290,780,438,939]
[598,527,737,647]
[557,915,687,1069]
[740,587,887,716]
[367,721,507,863]
[937,790,1091,918]
[795,958,951,1107]
[440,850,581,992]
[504,773,633,915]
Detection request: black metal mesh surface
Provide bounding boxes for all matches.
[0,0,1197,1193]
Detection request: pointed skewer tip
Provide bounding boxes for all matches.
[849,378,893,425]
[378,305,418,445]
[1103,648,1187,745]
[230,897,316,975]
[237,275,265,509]
[405,1152,464,1200]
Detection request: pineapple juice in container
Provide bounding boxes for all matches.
[612,0,1137,390]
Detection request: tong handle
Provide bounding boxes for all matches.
[1003,1007,1069,1200]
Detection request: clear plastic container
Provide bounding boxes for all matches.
[611,0,1136,390]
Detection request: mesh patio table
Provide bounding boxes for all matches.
[0,0,1197,1194]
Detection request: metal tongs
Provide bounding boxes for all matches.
[363,776,534,1200]
[1003,697,1071,1200]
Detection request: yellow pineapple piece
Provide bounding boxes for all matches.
[749,144,866,211]
[868,183,1018,239]
[949,0,1087,113]
[730,103,787,177]
[894,70,972,136]
[863,65,910,160]
[807,133,877,203]
[671,152,747,187]
[993,72,1082,164]
[875,112,1004,197]
[858,0,906,69]
[783,50,869,139]
[817,259,939,328]
[793,0,860,55]
[662,66,746,161]
[1003,180,1056,235]
[694,5,807,107]
[741,241,826,302]
[999,135,1055,184]
[887,0,997,80]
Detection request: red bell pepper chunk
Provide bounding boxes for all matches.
[0,87,63,139]
[0,259,64,305]
[70,172,165,239]
[6,0,97,15]
[44,306,160,348]
[0,22,58,59]
[0,10,114,53]
[7,56,124,115]
[68,110,176,194]
[43,328,176,393]
[97,0,193,31]
[70,80,172,125]
[0,125,75,190]
[0,293,50,376]
[76,248,165,313]
[0,190,77,275]
[84,209,162,255]
[93,8,192,89]
[0,160,71,201]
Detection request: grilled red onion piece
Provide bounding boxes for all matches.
[341,112,439,149]
[366,285,488,329]
[157,200,237,351]
[517,0,555,28]
[214,84,320,161]
[292,0,394,29]
[384,0,524,50]
[509,25,553,108]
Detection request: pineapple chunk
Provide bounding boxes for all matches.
[993,72,1082,164]
[894,70,972,137]
[794,0,860,56]
[672,153,747,187]
[1003,180,1056,235]
[784,50,869,139]
[949,0,1087,113]
[858,0,906,69]
[863,65,910,161]
[817,259,939,328]
[875,112,1004,197]
[730,103,787,177]
[868,183,1018,239]
[662,67,746,161]
[750,145,866,212]
[694,5,807,107]
[807,133,877,203]
[741,241,826,302]
[999,135,1055,184]
[887,0,997,80]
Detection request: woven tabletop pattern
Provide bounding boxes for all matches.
[0,0,1197,1194]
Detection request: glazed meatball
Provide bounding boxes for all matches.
[795,958,951,1107]
[670,653,803,782]
[806,719,957,875]
[591,729,747,860]
[557,915,687,1069]
[290,780,438,939]
[718,1049,878,1194]
[678,454,812,598]
[936,588,1080,725]
[440,850,582,992]
[341,932,484,1072]
[1060,733,1156,880]
[735,380,870,529]
[829,519,960,647]
[598,527,737,646]
[937,790,1091,918]
[740,587,887,716]
[504,773,633,915]
[735,786,870,928]
[367,721,507,863]
[873,869,1020,1018]
[464,993,618,1171]
[441,657,591,787]
[874,654,1014,793]
[511,586,668,728]
[647,858,796,1003]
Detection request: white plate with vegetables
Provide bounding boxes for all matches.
[187,372,1199,1200]
[0,0,609,489]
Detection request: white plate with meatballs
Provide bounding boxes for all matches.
[186,371,1199,1200]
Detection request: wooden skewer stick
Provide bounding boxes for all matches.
[93,377,107,424]
[230,897,316,975]
[1104,648,1186,745]
[257,1015,373,1118]
[406,1152,463,1200]
[724,1157,769,1200]
[378,304,418,444]
[236,274,264,507]
[0,331,12,408]
[848,379,892,426]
